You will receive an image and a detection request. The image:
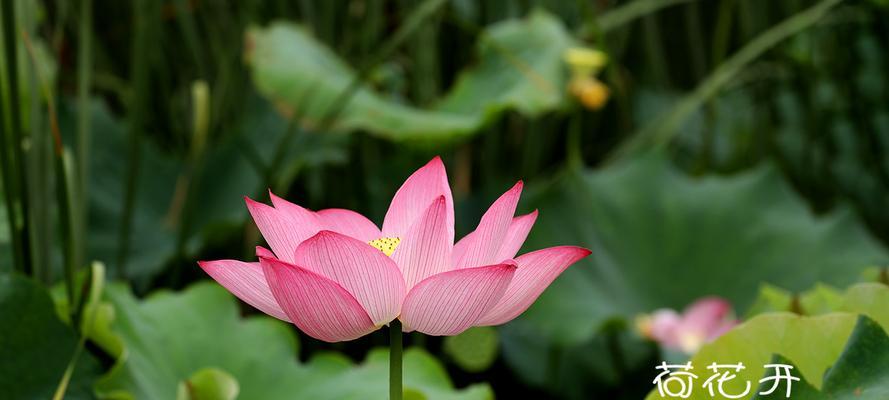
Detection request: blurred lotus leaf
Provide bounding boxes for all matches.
[512,153,887,344]
[839,283,889,328]
[859,267,889,284]
[746,283,844,317]
[95,282,492,400]
[0,273,100,400]
[246,10,572,141]
[644,283,889,399]
[500,154,887,396]
[443,326,499,373]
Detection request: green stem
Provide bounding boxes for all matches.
[24,1,51,284]
[389,320,403,400]
[172,0,206,79]
[2,0,33,275]
[586,0,695,36]
[409,0,440,105]
[683,1,707,80]
[118,0,154,274]
[57,151,78,321]
[171,81,210,287]
[53,262,104,399]
[710,0,736,66]
[22,28,79,321]
[641,14,669,84]
[75,0,93,274]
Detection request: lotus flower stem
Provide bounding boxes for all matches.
[390,320,403,400]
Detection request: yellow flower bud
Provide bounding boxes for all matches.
[569,77,610,110]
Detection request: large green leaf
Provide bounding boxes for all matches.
[95,282,491,400]
[511,154,887,345]
[0,273,100,400]
[500,154,887,397]
[643,283,889,399]
[246,10,572,141]
[753,317,889,399]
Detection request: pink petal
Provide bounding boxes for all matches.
[382,157,454,239]
[649,309,682,346]
[198,259,290,322]
[246,196,320,263]
[708,318,738,341]
[452,232,473,267]
[255,245,275,259]
[269,192,325,237]
[454,182,523,269]
[316,208,381,242]
[494,210,538,262]
[400,262,516,336]
[260,256,376,342]
[681,297,733,337]
[294,231,405,325]
[391,196,453,289]
[454,210,537,265]
[476,246,590,326]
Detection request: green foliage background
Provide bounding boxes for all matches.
[2,0,889,399]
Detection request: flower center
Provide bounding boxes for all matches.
[677,331,704,354]
[368,237,401,256]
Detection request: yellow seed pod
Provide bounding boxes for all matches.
[368,237,401,256]
[569,77,610,110]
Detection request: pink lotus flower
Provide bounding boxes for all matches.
[199,157,590,342]
[637,297,738,354]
